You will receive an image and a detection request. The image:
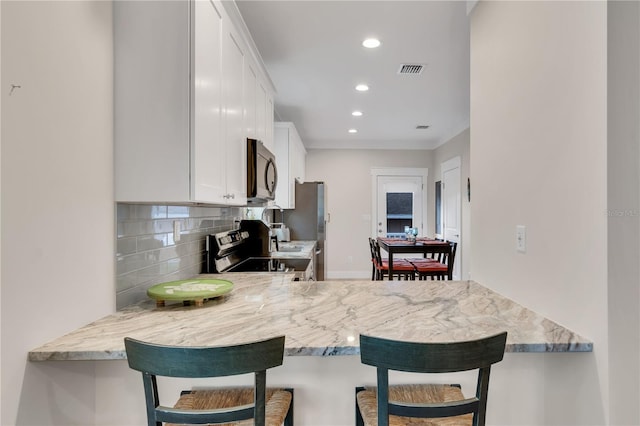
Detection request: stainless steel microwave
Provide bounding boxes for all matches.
[247,138,277,203]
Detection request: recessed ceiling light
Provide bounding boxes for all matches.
[352,111,363,117]
[362,38,381,48]
[348,129,358,134]
[355,84,369,92]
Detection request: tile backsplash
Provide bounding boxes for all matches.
[116,204,244,309]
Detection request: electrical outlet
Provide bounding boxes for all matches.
[516,225,526,253]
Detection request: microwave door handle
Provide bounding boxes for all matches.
[266,158,278,194]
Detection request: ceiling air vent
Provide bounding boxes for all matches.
[416,125,430,130]
[398,64,425,75]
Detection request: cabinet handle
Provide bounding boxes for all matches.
[230,194,235,199]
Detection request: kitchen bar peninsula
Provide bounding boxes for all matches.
[28,275,592,425]
[29,275,591,361]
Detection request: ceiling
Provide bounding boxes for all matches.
[236,0,471,150]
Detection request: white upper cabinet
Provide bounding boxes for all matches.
[114,0,274,205]
[265,94,275,152]
[221,20,247,205]
[244,60,274,152]
[244,63,257,139]
[192,0,226,203]
[274,122,307,208]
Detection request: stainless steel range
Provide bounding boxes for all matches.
[206,220,313,281]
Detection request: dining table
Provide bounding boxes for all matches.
[376,237,451,280]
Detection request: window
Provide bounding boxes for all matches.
[386,192,413,237]
[435,181,442,237]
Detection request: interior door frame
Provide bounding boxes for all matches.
[370,167,429,239]
[441,156,461,279]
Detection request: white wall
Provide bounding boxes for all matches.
[432,128,470,279]
[305,149,433,279]
[471,1,608,424]
[607,1,640,424]
[1,2,114,424]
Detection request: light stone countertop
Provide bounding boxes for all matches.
[28,276,592,362]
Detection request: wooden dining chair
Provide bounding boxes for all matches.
[124,335,294,426]
[410,241,457,280]
[371,238,416,280]
[355,332,507,426]
[369,237,378,280]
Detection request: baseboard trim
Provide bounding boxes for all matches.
[326,270,371,280]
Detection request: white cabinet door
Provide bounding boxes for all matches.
[256,82,267,146]
[244,62,257,139]
[274,125,291,207]
[192,0,225,203]
[290,126,306,184]
[222,22,247,205]
[265,93,275,152]
[274,122,306,208]
[114,1,191,203]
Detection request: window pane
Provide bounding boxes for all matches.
[386,192,413,237]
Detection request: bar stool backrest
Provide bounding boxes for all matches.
[359,332,507,426]
[124,335,286,426]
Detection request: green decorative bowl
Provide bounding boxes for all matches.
[147,279,233,307]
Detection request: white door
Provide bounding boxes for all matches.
[441,157,461,279]
[375,176,424,240]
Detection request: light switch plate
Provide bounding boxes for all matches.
[516,225,526,253]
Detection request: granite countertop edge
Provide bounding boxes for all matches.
[28,277,593,361]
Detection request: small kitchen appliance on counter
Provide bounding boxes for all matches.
[271,223,290,242]
[206,220,312,281]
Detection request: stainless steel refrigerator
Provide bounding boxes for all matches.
[283,182,326,280]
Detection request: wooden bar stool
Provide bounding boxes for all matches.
[124,335,294,426]
[355,332,507,426]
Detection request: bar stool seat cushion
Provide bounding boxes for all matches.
[169,387,292,426]
[356,384,473,426]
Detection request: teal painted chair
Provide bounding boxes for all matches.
[124,335,294,426]
[355,332,507,426]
